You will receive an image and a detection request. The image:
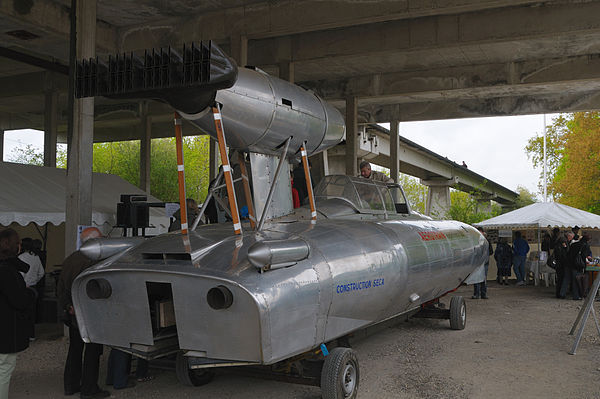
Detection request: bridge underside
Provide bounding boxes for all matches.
[0,0,596,245]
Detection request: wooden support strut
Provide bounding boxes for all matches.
[300,142,317,221]
[212,105,242,235]
[237,152,256,229]
[173,112,191,252]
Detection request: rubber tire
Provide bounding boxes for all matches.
[449,296,466,330]
[175,352,215,387]
[320,347,359,399]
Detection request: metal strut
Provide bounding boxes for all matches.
[191,169,224,231]
[236,151,257,229]
[212,104,242,235]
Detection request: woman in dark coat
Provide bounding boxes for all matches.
[494,237,512,285]
[0,228,36,398]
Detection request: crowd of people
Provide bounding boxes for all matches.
[0,227,155,399]
[482,226,594,300]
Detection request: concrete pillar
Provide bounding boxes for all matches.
[279,61,295,84]
[44,89,58,167]
[345,97,358,177]
[390,120,399,183]
[65,0,96,255]
[209,138,219,180]
[0,129,4,162]
[421,178,456,219]
[139,102,151,193]
[476,198,492,214]
[230,34,248,67]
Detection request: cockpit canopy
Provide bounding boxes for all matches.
[314,175,410,215]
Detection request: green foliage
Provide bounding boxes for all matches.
[447,191,502,224]
[6,136,211,203]
[526,112,600,214]
[147,136,210,202]
[513,185,537,209]
[550,112,600,214]
[397,173,427,213]
[6,144,44,166]
[525,114,569,198]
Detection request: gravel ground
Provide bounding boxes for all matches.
[9,282,600,398]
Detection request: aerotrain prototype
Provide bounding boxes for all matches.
[73,41,487,399]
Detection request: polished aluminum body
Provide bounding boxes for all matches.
[73,176,486,366]
[181,67,345,157]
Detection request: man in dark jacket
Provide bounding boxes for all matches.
[0,228,36,399]
[57,227,109,398]
[554,232,573,298]
[560,233,591,300]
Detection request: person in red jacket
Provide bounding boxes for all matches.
[0,228,36,399]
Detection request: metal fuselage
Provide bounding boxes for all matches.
[73,178,487,366]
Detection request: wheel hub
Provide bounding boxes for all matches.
[342,362,356,396]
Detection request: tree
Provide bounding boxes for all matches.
[6,136,211,203]
[525,114,569,198]
[550,112,600,214]
[6,144,44,166]
[397,173,427,214]
[513,185,537,209]
[447,191,502,224]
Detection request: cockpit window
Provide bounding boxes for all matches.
[354,181,384,210]
[314,175,397,214]
[380,187,395,212]
[314,175,362,209]
[388,185,410,214]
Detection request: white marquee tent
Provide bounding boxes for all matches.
[475,202,600,230]
[0,162,168,231]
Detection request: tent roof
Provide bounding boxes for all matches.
[475,202,600,230]
[0,162,164,226]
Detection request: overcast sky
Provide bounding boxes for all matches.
[4,113,560,198]
[382,113,561,198]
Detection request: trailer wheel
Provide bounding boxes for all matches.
[449,296,466,330]
[320,347,359,399]
[175,352,215,387]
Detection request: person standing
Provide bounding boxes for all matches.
[555,232,573,298]
[358,161,393,183]
[494,237,512,285]
[0,228,36,399]
[560,234,592,300]
[473,228,493,299]
[57,227,109,398]
[512,231,530,286]
[18,238,45,339]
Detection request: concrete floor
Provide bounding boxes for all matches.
[9,282,600,398]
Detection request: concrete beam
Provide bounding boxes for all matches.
[360,90,600,122]
[247,2,600,77]
[118,0,546,50]
[308,55,600,103]
[0,72,67,99]
[0,0,116,60]
[65,0,96,255]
